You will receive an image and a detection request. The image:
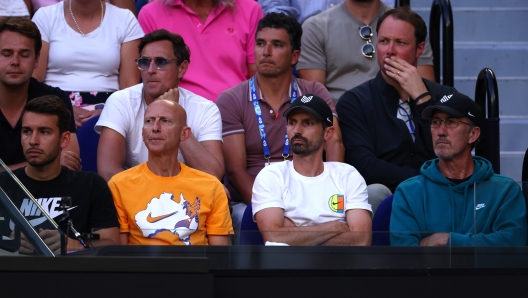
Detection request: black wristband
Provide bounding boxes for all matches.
[413,91,431,102]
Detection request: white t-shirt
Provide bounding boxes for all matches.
[252,161,371,226]
[95,84,223,168]
[32,2,144,92]
[0,0,29,16]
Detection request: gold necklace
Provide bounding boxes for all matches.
[69,0,104,36]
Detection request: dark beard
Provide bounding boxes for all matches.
[290,134,323,156]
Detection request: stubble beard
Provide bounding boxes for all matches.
[26,146,60,168]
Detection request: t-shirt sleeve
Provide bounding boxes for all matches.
[418,38,434,66]
[246,4,264,64]
[121,8,145,43]
[251,166,285,219]
[88,174,120,230]
[195,102,223,142]
[344,167,371,214]
[205,180,233,235]
[216,89,245,137]
[31,6,51,42]
[297,16,326,71]
[94,92,129,137]
[107,177,129,233]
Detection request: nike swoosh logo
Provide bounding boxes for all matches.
[29,216,48,226]
[332,202,338,205]
[28,207,78,227]
[146,211,178,223]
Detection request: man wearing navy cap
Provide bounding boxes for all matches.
[390,92,527,246]
[252,94,372,246]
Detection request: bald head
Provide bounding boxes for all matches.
[148,99,187,126]
[142,99,190,156]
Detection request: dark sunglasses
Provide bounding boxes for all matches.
[135,56,178,70]
[359,25,375,58]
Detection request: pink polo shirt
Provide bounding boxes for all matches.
[138,0,263,102]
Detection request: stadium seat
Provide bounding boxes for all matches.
[523,148,528,199]
[76,115,100,173]
[523,148,528,245]
[372,194,394,246]
[239,202,264,245]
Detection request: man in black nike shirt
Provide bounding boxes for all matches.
[10,95,118,253]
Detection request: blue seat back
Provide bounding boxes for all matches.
[240,203,264,245]
[76,115,100,172]
[372,194,394,246]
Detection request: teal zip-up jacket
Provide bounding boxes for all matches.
[390,156,527,246]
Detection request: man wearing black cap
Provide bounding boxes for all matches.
[390,92,527,246]
[252,94,372,246]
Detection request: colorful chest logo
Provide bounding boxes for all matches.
[135,192,200,246]
[328,194,345,213]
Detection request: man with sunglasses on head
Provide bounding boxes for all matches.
[336,7,457,196]
[96,30,224,182]
[390,93,527,247]
[297,0,435,103]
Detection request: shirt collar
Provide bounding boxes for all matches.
[248,75,302,104]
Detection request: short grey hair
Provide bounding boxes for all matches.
[159,0,234,8]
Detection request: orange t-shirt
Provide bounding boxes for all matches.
[108,163,232,245]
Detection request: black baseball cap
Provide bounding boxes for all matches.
[283,94,333,126]
[422,92,484,128]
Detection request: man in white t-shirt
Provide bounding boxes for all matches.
[96,30,224,182]
[252,94,372,246]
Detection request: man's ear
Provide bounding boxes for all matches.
[469,126,481,145]
[415,41,425,60]
[180,126,192,142]
[60,131,71,149]
[291,49,301,66]
[178,60,189,79]
[324,126,334,141]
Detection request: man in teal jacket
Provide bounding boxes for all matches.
[390,92,527,246]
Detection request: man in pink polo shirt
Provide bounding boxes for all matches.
[138,0,263,102]
[216,13,345,240]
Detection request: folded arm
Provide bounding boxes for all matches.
[255,207,349,246]
[320,209,372,246]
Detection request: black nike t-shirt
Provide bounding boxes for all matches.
[8,167,119,238]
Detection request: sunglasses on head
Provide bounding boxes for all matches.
[135,56,178,70]
[359,25,375,58]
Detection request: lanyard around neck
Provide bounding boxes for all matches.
[249,76,298,163]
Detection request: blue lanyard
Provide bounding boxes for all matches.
[250,76,298,163]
